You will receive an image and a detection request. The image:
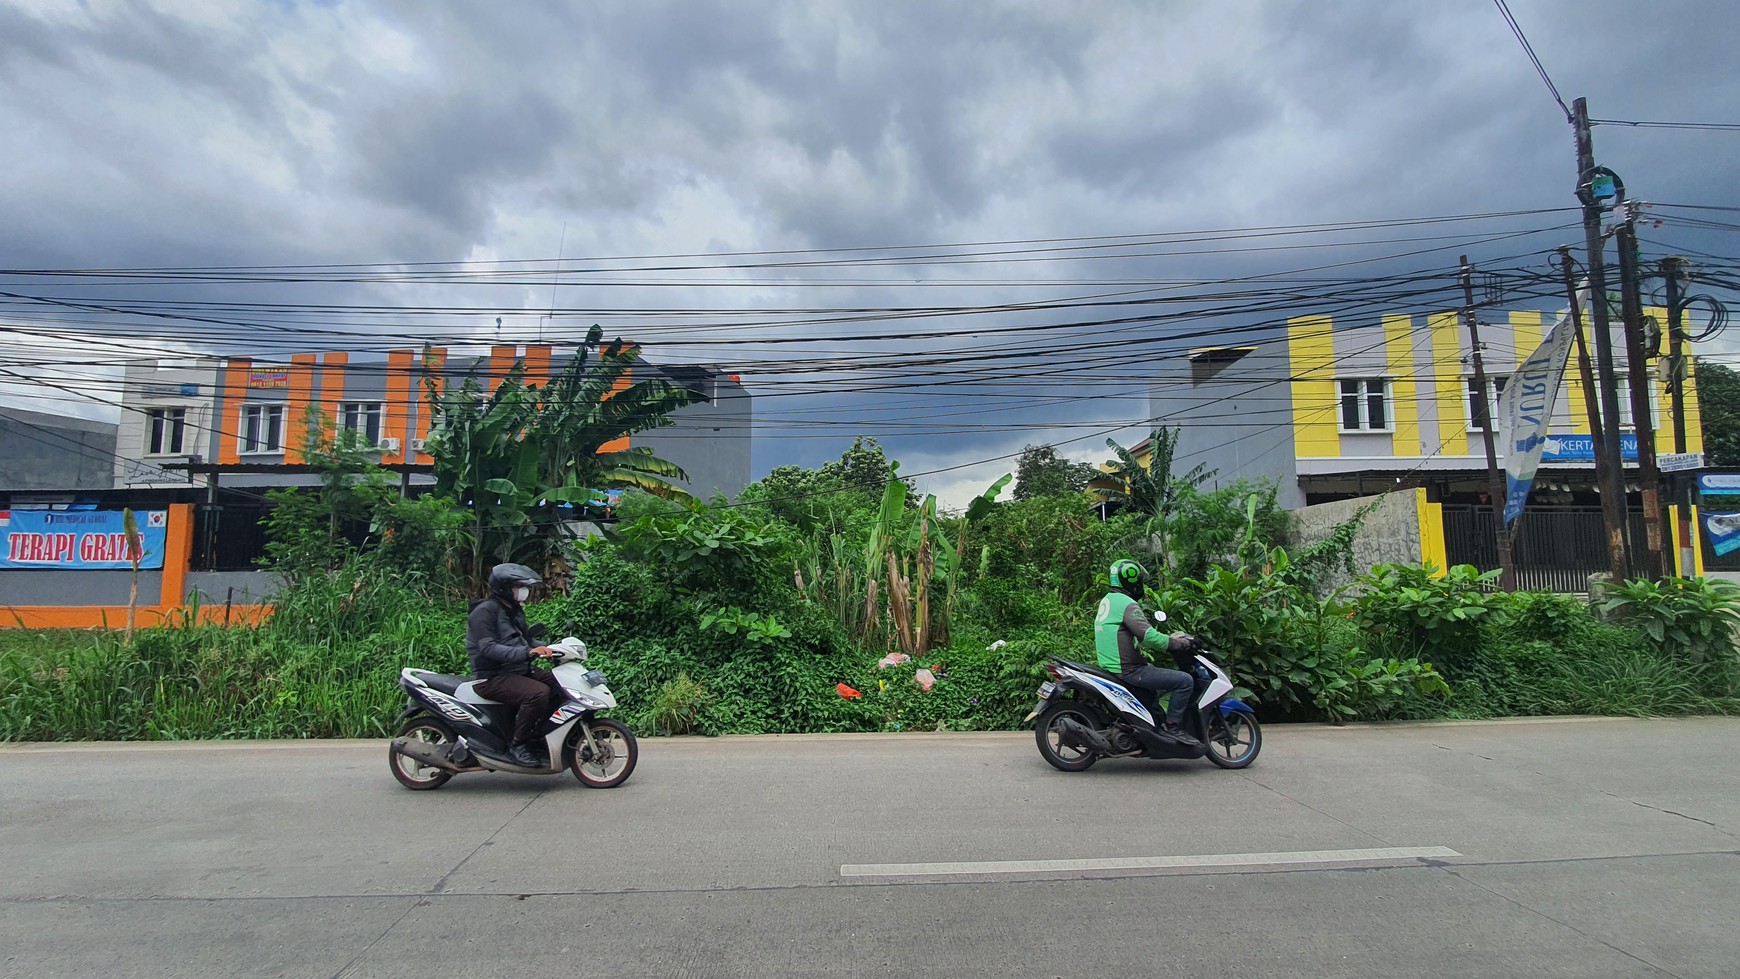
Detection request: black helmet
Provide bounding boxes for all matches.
[487,563,543,603]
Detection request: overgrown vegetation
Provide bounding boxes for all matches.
[5,418,1739,742]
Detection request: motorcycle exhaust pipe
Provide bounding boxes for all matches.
[1055,716,1113,754]
[392,737,463,772]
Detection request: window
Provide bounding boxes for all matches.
[339,402,384,444]
[1338,378,1391,432]
[145,408,186,455]
[241,405,283,454]
[1465,375,1510,432]
[1613,375,1660,430]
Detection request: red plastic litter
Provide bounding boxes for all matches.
[836,683,863,699]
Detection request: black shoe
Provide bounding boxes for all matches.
[1160,722,1201,746]
[507,744,543,768]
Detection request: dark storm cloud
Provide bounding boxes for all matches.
[2,0,1739,499]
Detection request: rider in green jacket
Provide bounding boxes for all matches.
[1094,559,1201,745]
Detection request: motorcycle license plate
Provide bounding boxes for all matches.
[1023,683,1057,723]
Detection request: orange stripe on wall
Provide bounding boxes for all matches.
[599,366,632,454]
[218,357,250,465]
[384,349,413,464]
[160,503,193,606]
[490,344,517,387]
[525,344,552,384]
[415,346,447,456]
[285,353,317,463]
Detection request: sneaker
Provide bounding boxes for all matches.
[507,744,543,768]
[1160,722,1201,746]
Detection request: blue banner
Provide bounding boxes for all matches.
[0,510,168,569]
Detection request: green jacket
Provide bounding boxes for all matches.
[1094,590,1165,674]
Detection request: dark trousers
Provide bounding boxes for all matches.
[1120,664,1194,727]
[476,670,567,746]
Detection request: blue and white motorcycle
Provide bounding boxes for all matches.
[388,636,638,790]
[1025,629,1260,771]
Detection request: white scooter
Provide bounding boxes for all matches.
[388,636,638,790]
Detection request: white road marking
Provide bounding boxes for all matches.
[841,845,1462,878]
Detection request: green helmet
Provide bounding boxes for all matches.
[1109,559,1148,591]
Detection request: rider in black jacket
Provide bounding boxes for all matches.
[465,563,560,767]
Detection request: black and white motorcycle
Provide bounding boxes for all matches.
[1024,627,1261,772]
[388,635,638,790]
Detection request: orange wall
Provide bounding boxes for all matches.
[285,352,318,463]
[218,357,251,465]
[383,349,413,464]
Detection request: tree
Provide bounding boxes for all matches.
[741,436,911,532]
[424,325,705,589]
[1090,427,1216,570]
[1697,361,1740,468]
[1013,443,1099,500]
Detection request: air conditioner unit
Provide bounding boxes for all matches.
[409,437,428,453]
[379,437,401,453]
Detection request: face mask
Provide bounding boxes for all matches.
[513,586,530,603]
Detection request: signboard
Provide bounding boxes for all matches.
[1698,473,1740,494]
[1539,433,1639,462]
[0,510,168,569]
[248,368,290,389]
[1702,511,1740,557]
[1658,452,1705,473]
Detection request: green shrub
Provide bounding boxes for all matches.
[1595,576,1740,671]
[649,671,710,735]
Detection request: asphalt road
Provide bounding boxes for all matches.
[2,717,1737,978]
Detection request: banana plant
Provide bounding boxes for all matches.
[423,325,705,590]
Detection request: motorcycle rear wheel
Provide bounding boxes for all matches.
[569,718,638,788]
[1205,710,1261,769]
[390,717,457,790]
[1034,702,1100,772]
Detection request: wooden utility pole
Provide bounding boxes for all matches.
[1462,256,1516,591]
[1572,97,1633,582]
[1663,256,1696,577]
[1559,247,1626,580]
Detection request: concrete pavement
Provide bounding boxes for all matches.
[1,717,1737,977]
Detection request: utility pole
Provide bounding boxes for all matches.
[1573,97,1633,582]
[1614,193,1666,579]
[1663,256,1695,577]
[1462,256,1516,591]
[1560,248,1624,579]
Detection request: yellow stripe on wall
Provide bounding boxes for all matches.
[1288,316,1339,458]
[1427,312,1465,452]
[1509,310,1543,369]
[1383,314,1420,455]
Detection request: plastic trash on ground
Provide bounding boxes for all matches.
[913,668,936,692]
[836,683,862,699]
[877,652,911,669]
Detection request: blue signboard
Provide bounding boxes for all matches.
[1539,433,1638,462]
[1704,512,1740,557]
[0,510,168,569]
[1699,474,1740,494]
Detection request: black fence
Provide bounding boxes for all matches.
[191,504,370,572]
[1442,505,1649,593]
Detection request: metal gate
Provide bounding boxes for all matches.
[1442,505,1647,592]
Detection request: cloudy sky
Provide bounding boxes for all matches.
[2,0,1737,506]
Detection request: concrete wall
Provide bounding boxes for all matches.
[184,570,282,606]
[1289,488,1432,592]
[637,374,753,501]
[0,408,120,492]
[0,569,165,607]
[1152,346,1303,508]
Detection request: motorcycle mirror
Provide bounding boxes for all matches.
[1152,610,1167,624]
[527,623,549,640]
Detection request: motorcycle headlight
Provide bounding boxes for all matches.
[564,689,607,709]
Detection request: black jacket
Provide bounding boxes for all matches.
[466,596,535,679]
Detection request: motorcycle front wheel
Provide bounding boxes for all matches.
[569,718,638,788]
[390,717,456,790]
[1205,710,1261,769]
[1034,702,1100,772]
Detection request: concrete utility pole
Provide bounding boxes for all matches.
[1572,97,1633,582]
[1663,257,1690,455]
[1462,256,1516,591]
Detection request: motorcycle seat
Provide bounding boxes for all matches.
[416,673,470,695]
[455,681,504,706]
[1055,658,1125,683]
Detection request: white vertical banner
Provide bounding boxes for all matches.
[1497,291,1585,526]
